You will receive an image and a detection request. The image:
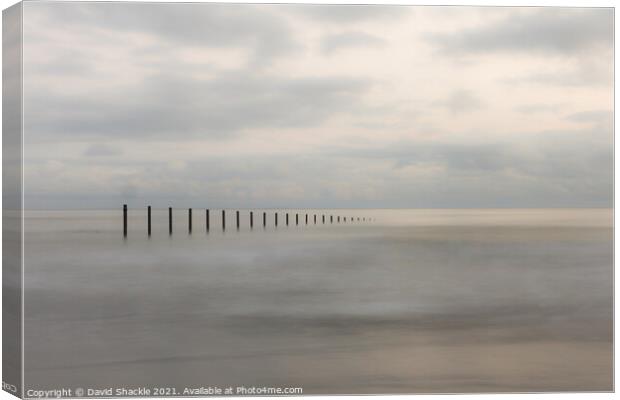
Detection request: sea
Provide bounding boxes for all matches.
[22,208,613,394]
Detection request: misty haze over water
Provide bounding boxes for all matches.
[23,208,612,393]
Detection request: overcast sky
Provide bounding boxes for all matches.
[22,3,613,209]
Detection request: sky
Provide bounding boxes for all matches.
[21,3,613,209]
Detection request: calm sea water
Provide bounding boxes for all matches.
[23,209,612,394]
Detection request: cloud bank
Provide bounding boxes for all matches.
[22,4,613,209]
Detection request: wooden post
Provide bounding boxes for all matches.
[344,217,346,223]
[123,204,127,237]
[236,210,240,230]
[263,212,266,228]
[330,215,333,224]
[314,214,317,224]
[305,214,308,224]
[250,211,254,229]
[206,209,210,232]
[286,213,289,226]
[322,215,325,224]
[338,216,340,223]
[169,207,172,235]
[222,210,226,231]
[189,208,192,234]
[147,206,151,236]
[296,213,299,226]
[275,212,278,227]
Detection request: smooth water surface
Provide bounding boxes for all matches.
[23,209,613,394]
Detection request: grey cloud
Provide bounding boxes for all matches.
[28,49,94,77]
[349,129,611,179]
[24,154,383,209]
[501,55,612,88]
[290,4,408,23]
[19,3,613,210]
[566,110,613,124]
[327,127,612,207]
[27,2,300,65]
[516,103,565,114]
[321,32,386,55]
[433,90,483,114]
[429,8,613,56]
[27,125,611,209]
[340,141,512,172]
[507,66,612,88]
[120,184,139,200]
[26,71,373,140]
[84,144,123,157]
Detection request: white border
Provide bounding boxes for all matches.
[0,1,616,400]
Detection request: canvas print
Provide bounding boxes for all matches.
[2,2,614,397]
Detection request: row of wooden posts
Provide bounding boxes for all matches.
[123,205,372,236]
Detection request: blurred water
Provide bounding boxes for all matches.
[23,209,612,394]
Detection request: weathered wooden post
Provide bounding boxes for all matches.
[305,214,308,224]
[275,212,278,227]
[189,208,192,234]
[206,209,210,232]
[250,211,254,229]
[123,204,127,237]
[322,215,325,224]
[296,213,299,225]
[286,213,289,226]
[147,206,151,236]
[314,214,317,224]
[169,207,172,235]
[330,215,333,224]
[222,210,226,231]
[236,210,240,230]
[263,212,266,228]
